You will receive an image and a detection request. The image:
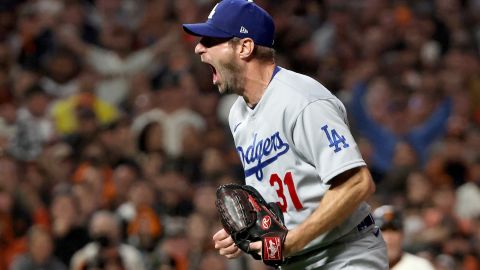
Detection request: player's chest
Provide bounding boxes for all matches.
[232,113,295,180]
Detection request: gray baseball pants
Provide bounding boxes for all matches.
[280,225,388,270]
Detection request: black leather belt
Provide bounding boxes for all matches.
[282,214,375,266]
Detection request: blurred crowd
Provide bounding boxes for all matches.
[0,0,479,270]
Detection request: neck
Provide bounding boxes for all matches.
[389,253,403,268]
[242,61,276,108]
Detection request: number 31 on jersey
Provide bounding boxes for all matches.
[269,172,303,212]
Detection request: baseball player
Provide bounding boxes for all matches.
[182,0,388,269]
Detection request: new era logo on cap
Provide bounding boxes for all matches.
[182,0,275,48]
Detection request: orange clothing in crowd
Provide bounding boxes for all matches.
[73,163,116,209]
[127,206,162,239]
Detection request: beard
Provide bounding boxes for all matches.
[216,56,245,95]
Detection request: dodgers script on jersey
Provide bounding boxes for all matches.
[228,67,371,252]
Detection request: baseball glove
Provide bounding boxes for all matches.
[215,184,287,267]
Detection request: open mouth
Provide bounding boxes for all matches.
[209,63,219,85]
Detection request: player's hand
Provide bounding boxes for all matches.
[248,241,262,257]
[213,229,242,259]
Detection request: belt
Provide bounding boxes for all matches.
[282,214,375,266]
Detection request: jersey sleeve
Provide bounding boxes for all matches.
[292,98,366,183]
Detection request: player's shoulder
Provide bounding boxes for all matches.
[274,67,335,102]
[273,68,345,118]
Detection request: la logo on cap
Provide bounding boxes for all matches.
[209,0,255,19]
[182,0,275,48]
[208,3,218,19]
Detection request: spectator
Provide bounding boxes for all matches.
[15,2,57,71]
[50,190,90,267]
[72,140,116,209]
[132,85,206,158]
[56,18,177,106]
[98,119,137,166]
[116,181,162,253]
[70,210,145,270]
[373,205,435,270]
[72,182,99,226]
[455,157,480,219]
[39,48,82,98]
[111,160,142,208]
[10,225,67,270]
[51,85,119,137]
[349,77,452,178]
[8,84,54,161]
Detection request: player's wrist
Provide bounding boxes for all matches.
[283,229,303,257]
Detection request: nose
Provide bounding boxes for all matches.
[195,42,206,55]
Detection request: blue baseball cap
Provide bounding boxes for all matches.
[182,0,275,48]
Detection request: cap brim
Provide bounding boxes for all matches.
[182,22,232,38]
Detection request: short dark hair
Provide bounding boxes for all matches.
[23,84,47,100]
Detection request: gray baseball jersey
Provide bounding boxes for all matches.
[228,67,371,251]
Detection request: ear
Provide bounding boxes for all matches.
[238,38,255,59]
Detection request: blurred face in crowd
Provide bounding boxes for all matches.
[186,213,209,244]
[73,183,99,221]
[0,189,12,213]
[113,164,138,201]
[0,157,18,193]
[90,212,120,244]
[95,0,121,14]
[50,193,77,224]
[382,228,403,264]
[18,8,42,36]
[76,107,99,137]
[82,141,107,166]
[144,122,164,152]
[432,187,456,214]
[62,1,86,27]
[201,148,226,177]
[29,227,54,264]
[195,37,245,95]
[193,185,217,218]
[0,102,17,124]
[45,52,80,84]
[392,141,417,168]
[129,181,154,207]
[181,125,203,158]
[0,8,16,35]
[27,92,49,117]
[406,172,431,206]
[100,24,134,54]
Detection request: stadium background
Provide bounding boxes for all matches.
[0,0,479,269]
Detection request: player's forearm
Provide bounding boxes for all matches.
[284,166,375,256]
